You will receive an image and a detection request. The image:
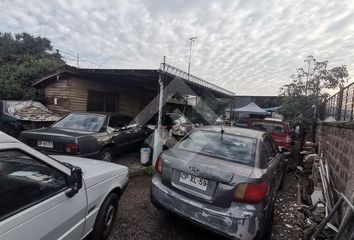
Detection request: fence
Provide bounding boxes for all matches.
[325,82,354,121]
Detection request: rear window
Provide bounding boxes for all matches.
[176,130,256,165]
[52,114,105,132]
[250,121,285,133]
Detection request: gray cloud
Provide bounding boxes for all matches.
[0,0,353,95]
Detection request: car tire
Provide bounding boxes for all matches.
[98,147,113,162]
[91,193,119,240]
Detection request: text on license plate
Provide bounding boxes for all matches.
[37,140,53,148]
[179,172,208,191]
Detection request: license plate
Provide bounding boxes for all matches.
[179,172,208,191]
[37,140,53,148]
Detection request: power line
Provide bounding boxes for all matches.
[57,49,100,67]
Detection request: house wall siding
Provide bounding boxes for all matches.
[43,76,156,117]
[43,79,71,115]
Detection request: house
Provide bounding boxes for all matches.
[32,64,234,120]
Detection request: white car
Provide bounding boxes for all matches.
[0,131,129,240]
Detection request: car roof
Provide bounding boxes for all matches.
[249,118,287,124]
[196,125,266,139]
[70,112,131,117]
[0,131,20,143]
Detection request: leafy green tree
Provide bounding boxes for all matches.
[0,32,64,100]
[279,56,349,142]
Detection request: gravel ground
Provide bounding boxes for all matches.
[272,172,302,240]
[109,171,302,240]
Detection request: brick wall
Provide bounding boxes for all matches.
[316,122,354,199]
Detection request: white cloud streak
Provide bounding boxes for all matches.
[1,0,353,95]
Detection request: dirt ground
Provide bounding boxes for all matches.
[109,170,302,240]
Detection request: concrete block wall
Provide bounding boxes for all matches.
[316,122,354,199]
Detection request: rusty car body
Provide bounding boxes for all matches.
[151,126,286,240]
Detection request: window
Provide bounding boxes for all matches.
[107,116,125,133]
[250,121,285,133]
[53,113,105,132]
[177,131,257,165]
[0,150,67,220]
[87,90,118,112]
[263,137,277,160]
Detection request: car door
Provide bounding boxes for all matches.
[107,116,131,151]
[0,149,87,240]
[263,136,281,199]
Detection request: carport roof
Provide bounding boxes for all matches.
[32,64,234,98]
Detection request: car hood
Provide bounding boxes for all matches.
[51,155,128,188]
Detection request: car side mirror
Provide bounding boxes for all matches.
[66,166,83,198]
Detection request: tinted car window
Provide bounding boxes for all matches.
[250,121,285,133]
[120,115,133,125]
[53,114,105,132]
[0,150,67,220]
[177,131,256,165]
[263,137,277,159]
[109,116,125,128]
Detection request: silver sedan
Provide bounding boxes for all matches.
[151,126,286,240]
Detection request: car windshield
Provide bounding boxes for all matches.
[52,114,105,132]
[250,121,285,133]
[177,130,256,165]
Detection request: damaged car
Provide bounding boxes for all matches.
[19,112,152,161]
[151,126,287,240]
[0,100,60,137]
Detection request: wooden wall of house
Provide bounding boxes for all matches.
[43,79,71,115]
[42,76,157,117]
[69,77,157,117]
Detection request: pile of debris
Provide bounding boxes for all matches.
[295,150,354,239]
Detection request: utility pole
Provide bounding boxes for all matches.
[187,37,197,80]
[77,52,80,68]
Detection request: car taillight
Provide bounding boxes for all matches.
[155,156,163,175]
[233,182,268,203]
[65,143,80,154]
[286,135,291,143]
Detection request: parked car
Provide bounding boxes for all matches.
[151,126,287,240]
[19,112,152,161]
[247,118,293,150]
[0,131,128,240]
[233,118,249,128]
[0,100,60,137]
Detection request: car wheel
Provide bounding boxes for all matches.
[91,193,119,240]
[98,148,113,162]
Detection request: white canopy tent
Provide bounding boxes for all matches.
[233,102,269,115]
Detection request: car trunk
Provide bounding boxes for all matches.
[160,149,254,208]
[271,132,289,148]
[19,128,85,154]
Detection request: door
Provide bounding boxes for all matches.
[263,136,281,199]
[0,149,87,240]
[107,116,131,151]
[120,116,146,146]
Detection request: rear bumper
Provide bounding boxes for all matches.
[150,176,262,240]
[35,148,99,159]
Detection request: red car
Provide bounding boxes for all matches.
[247,118,292,150]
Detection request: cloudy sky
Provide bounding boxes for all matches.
[1,0,353,95]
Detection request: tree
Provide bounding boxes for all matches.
[0,32,65,100]
[279,56,349,143]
